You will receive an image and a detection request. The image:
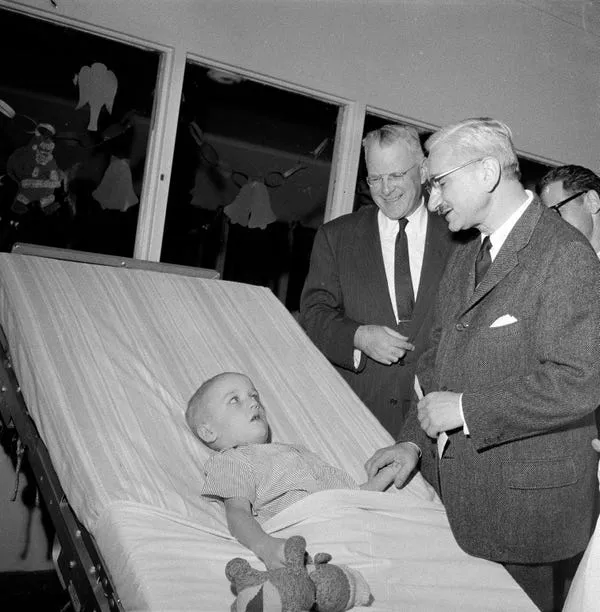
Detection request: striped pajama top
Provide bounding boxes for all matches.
[201,442,359,523]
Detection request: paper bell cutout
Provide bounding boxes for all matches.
[92,156,138,211]
[224,180,276,229]
[74,63,118,131]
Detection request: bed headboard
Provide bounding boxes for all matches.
[11,242,220,280]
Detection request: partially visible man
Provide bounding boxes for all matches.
[299,124,458,436]
[539,164,600,256]
[366,118,600,611]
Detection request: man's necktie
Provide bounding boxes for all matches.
[475,235,492,286]
[395,218,414,320]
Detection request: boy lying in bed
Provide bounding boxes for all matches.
[186,371,399,570]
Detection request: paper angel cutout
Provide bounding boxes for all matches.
[92,156,138,212]
[75,63,118,131]
[224,181,276,229]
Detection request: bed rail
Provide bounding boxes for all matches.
[0,333,124,612]
[12,242,220,279]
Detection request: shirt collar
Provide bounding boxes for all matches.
[378,197,426,234]
[484,190,534,251]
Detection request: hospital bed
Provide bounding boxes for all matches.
[0,244,539,611]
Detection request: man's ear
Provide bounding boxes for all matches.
[481,157,501,192]
[584,190,600,214]
[197,423,217,445]
[419,159,428,186]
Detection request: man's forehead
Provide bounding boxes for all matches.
[427,144,455,174]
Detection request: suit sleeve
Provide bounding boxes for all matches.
[464,241,600,450]
[299,224,363,371]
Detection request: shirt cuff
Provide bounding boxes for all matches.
[458,393,470,435]
[405,441,422,458]
[353,348,362,370]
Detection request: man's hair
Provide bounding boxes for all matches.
[425,117,520,180]
[539,165,600,196]
[362,124,425,163]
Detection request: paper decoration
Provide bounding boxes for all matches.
[92,156,138,211]
[0,98,16,119]
[6,124,62,213]
[74,62,118,131]
[224,180,276,229]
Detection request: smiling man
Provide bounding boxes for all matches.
[300,124,458,436]
[366,118,600,611]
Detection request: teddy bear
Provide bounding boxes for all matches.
[225,535,372,612]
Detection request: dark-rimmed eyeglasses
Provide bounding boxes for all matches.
[425,157,486,192]
[366,162,418,189]
[549,191,586,215]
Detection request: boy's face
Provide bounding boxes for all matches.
[201,373,269,450]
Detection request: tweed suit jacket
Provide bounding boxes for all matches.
[299,204,457,437]
[401,197,600,564]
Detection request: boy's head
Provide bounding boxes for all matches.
[186,372,270,451]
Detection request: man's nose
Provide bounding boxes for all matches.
[427,188,442,212]
[381,176,395,195]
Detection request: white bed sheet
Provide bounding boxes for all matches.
[0,253,536,611]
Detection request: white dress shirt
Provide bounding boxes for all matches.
[354,201,428,368]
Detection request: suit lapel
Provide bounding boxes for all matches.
[462,199,543,315]
[407,212,449,338]
[354,206,397,324]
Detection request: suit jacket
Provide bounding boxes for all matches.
[401,198,600,564]
[299,204,458,437]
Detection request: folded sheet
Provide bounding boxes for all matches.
[96,489,536,611]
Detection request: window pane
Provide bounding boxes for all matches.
[0,8,159,256]
[160,63,339,312]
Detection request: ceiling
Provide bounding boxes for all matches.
[519,0,600,38]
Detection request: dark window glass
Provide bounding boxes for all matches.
[160,63,339,313]
[0,8,159,256]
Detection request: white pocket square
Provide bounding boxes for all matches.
[490,314,518,328]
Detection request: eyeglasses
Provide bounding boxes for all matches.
[549,191,586,215]
[425,157,486,192]
[366,163,418,189]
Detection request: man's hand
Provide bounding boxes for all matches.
[592,438,600,453]
[354,325,414,365]
[364,442,420,489]
[417,391,463,438]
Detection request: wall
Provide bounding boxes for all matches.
[0,449,52,571]
[2,0,598,167]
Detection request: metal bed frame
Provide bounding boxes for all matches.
[0,243,219,612]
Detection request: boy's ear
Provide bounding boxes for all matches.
[197,423,217,444]
[584,190,600,214]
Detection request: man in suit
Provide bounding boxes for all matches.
[299,124,457,437]
[538,164,600,257]
[365,118,600,611]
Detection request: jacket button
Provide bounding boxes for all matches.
[455,322,464,331]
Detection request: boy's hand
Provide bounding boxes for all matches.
[259,536,288,570]
[592,438,600,453]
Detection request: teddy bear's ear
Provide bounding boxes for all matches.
[313,552,332,565]
[284,535,308,570]
[225,558,249,581]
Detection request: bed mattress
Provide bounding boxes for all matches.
[0,253,536,611]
